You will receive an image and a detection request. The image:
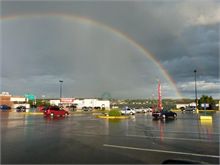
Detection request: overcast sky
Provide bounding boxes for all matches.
[1,0,219,99]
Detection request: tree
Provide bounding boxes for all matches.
[198,95,216,110]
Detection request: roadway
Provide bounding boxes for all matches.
[1,111,219,164]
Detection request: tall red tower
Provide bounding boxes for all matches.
[158,80,162,112]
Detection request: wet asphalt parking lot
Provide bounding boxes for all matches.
[1,111,219,164]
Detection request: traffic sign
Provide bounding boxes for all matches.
[25,94,35,101]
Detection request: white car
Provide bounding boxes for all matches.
[146,108,152,112]
[121,108,135,115]
[135,108,147,113]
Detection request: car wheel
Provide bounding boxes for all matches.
[65,112,68,116]
[162,114,166,118]
[174,114,177,118]
[50,113,54,117]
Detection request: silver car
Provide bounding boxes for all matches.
[121,108,135,115]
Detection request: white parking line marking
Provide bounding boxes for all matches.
[134,128,220,135]
[103,144,220,158]
[127,134,218,142]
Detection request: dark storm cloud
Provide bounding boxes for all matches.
[163,23,219,82]
[1,0,220,98]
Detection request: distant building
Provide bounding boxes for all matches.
[176,102,196,109]
[49,98,110,110]
[0,92,29,109]
[11,96,26,103]
[74,99,110,110]
[0,92,12,107]
[50,100,60,106]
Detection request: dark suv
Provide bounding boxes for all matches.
[160,110,177,119]
[16,106,26,112]
[152,109,177,119]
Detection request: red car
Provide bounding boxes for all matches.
[44,106,69,117]
[38,105,46,112]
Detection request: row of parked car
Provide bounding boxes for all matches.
[0,104,69,118]
[1,104,177,120]
[120,107,152,115]
[121,107,178,119]
[40,106,152,118]
[0,104,27,112]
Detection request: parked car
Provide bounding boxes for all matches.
[66,104,77,111]
[94,106,101,110]
[135,108,147,113]
[185,106,196,111]
[179,107,185,111]
[121,108,135,115]
[0,105,11,111]
[160,110,177,119]
[82,106,93,111]
[146,108,152,112]
[152,111,161,119]
[16,106,26,112]
[152,109,177,119]
[44,106,69,117]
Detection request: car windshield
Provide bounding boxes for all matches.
[1,0,219,164]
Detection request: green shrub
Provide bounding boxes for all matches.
[108,109,121,116]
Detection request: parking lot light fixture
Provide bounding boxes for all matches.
[59,80,63,99]
[194,70,198,112]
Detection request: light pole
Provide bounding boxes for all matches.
[194,70,198,110]
[59,80,63,99]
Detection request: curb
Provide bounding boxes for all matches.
[96,115,130,119]
[200,116,212,120]
[171,110,181,112]
[22,112,43,115]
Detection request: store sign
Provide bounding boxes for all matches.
[61,98,74,103]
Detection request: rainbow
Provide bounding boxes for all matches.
[1,13,183,98]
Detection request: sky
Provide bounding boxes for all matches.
[0,0,219,99]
